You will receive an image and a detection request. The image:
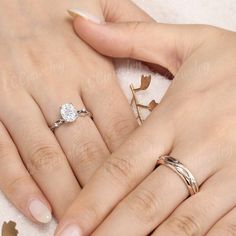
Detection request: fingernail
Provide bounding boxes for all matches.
[67,8,102,24]
[59,225,82,236]
[29,199,52,224]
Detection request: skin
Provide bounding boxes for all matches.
[0,0,144,222]
[55,1,236,236]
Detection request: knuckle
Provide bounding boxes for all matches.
[29,143,62,172]
[4,175,30,196]
[127,188,160,223]
[103,155,135,187]
[166,215,201,236]
[105,116,135,149]
[0,140,12,161]
[208,116,234,140]
[221,223,236,236]
[99,0,117,20]
[128,22,145,58]
[197,24,219,35]
[171,96,199,120]
[206,25,232,40]
[80,203,101,227]
[70,140,104,171]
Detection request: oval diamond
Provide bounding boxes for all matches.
[60,103,78,122]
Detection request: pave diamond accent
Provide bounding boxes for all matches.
[60,103,78,122]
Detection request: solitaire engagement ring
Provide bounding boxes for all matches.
[50,103,92,131]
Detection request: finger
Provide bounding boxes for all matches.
[30,82,110,186]
[101,0,155,22]
[72,19,212,75]
[71,0,166,75]
[89,140,221,236]
[67,0,152,151]
[0,90,80,219]
[152,168,236,236]
[81,67,138,151]
[0,121,52,224]
[207,207,236,236]
[67,0,149,151]
[55,109,174,236]
[68,0,154,23]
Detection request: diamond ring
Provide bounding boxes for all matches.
[50,103,92,131]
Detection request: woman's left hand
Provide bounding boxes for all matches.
[55,15,236,236]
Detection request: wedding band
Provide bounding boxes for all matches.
[156,155,199,195]
[50,103,92,131]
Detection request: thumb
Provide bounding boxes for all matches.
[70,11,208,75]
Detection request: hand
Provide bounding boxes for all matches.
[0,0,145,224]
[55,7,236,236]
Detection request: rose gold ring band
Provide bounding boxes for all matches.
[156,155,199,196]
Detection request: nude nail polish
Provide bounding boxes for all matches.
[29,199,52,224]
[60,225,82,236]
[67,8,102,24]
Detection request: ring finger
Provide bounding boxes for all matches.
[81,68,138,151]
[152,167,236,236]
[0,90,80,219]
[90,141,221,236]
[30,81,110,186]
[54,114,174,236]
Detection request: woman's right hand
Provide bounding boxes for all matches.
[0,0,152,223]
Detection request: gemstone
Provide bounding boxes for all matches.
[60,103,78,122]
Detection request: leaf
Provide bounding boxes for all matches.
[148,100,158,111]
[2,221,18,236]
[140,75,151,90]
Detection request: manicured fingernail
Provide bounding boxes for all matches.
[29,199,52,224]
[67,8,102,24]
[59,225,82,236]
